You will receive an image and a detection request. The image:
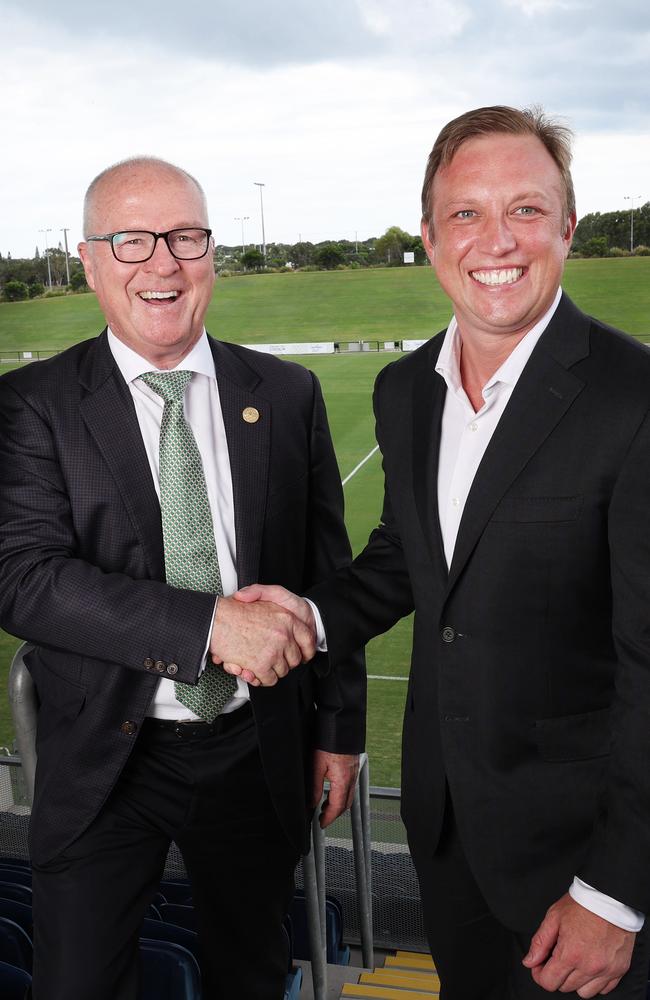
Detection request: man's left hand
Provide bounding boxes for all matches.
[522,893,636,996]
[312,751,360,828]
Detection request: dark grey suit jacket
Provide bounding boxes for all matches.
[0,331,365,865]
[310,294,650,929]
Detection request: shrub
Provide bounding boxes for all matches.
[3,280,29,301]
[633,245,650,256]
[28,281,45,298]
[70,270,88,291]
[607,247,630,258]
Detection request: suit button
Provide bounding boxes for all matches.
[120,721,138,736]
[441,626,456,643]
[143,657,154,669]
[167,663,179,676]
[155,660,166,673]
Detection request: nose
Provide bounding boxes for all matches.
[478,213,517,256]
[143,235,180,274]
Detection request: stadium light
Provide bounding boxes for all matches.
[623,195,643,252]
[254,182,266,258]
[234,216,249,255]
[60,228,71,285]
[38,228,53,287]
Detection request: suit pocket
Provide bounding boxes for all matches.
[27,650,87,721]
[533,707,611,761]
[492,495,583,523]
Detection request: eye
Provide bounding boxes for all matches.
[454,210,477,220]
[514,206,538,216]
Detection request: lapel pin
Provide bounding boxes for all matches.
[242,406,260,424]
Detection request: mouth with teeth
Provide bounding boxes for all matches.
[470,267,524,286]
[137,290,180,303]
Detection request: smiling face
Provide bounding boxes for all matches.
[421,133,576,348]
[78,163,214,369]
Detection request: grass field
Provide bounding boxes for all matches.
[0,259,648,784]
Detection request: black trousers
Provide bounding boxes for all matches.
[30,705,300,1000]
[410,799,650,1000]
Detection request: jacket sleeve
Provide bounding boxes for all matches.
[307,363,415,689]
[0,377,214,684]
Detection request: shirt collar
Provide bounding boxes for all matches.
[435,287,563,393]
[107,329,216,384]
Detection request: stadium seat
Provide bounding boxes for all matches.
[139,938,201,1000]
[140,918,200,963]
[290,890,350,965]
[0,883,32,906]
[0,900,32,939]
[0,916,33,972]
[158,879,193,905]
[0,959,31,1000]
[158,902,197,931]
[0,868,31,887]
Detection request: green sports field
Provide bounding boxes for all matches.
[0,259,648,783]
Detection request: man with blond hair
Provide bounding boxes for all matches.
[235,107,650,998]
[0,155,365,999]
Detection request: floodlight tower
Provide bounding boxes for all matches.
[39,228,53,287]
[234,216,249,254]
[623,194,643,252]
[254,182,266,258]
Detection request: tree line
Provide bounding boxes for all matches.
[573,202,650,257]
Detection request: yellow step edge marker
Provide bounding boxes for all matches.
[341,984,439,999]
[360,970,441,990]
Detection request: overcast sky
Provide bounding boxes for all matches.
[1,0,649,259]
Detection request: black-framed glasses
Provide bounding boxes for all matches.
[86,228,212,263]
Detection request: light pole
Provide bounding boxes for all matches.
[39,228,53,287]
[234,216,249,255]
[60,228,71,285]
[254,182,266,258]
[623,195,643,252]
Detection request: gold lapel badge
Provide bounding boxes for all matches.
[242,406,260,424]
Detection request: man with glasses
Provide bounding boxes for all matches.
[0,156,364,1000]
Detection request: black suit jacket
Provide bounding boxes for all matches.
[0,331,365,865]
[310,294,650,929]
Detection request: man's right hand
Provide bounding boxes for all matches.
[210,594,315,687]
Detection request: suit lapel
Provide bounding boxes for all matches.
[412,341,448,575]
[78,333,165,580]
[446,295,591,596]
[209,339,270,587]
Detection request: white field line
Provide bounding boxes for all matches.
[341,444,379,486]
[367,675,408,681]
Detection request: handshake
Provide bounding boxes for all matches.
[209,584,317,687]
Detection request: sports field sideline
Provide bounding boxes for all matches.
[0,260,648,785]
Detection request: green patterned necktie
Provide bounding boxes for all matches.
[140,370,237,720]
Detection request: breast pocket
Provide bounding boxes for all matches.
[492,495,583,523]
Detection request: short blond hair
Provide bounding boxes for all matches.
[421,105,575,236]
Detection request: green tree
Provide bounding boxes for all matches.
[241,248,265,271]
[3,279,29,301]
[581,236,608,258]
[375,226,413,265]
[289,242,314,268]
[70,270,88,291]
[314,242,345,270]
[28,281,45,298]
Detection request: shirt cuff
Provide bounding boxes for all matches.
[199,597,219,675]
[304,598,327,651]
[569,877,645,932]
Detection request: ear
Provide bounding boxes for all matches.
[77,242,97,291]
[420,218,435,265]
[562,210,577,256]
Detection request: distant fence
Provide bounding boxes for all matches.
[3,334,649,367]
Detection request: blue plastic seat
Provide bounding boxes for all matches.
[158,902,197,931]
[140,918,199,963]
[0,900,32,939]
[0,868,31,887]
[0,959,31,1000]
[139,938,201,1000]
[0,884,32,906]
[158,879,193,905]
[0,917,33,973]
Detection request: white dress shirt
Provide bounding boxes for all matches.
[108,329,249,718]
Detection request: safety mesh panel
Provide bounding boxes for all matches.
[0,758,32,863]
